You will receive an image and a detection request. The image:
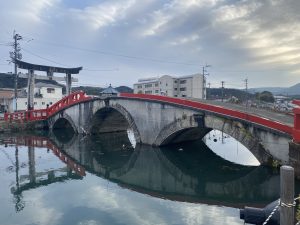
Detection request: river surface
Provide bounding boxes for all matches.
[0,130,298,225]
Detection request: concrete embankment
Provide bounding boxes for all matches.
[0,120,48,133]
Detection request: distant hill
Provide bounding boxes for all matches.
[72,86,103,95]
[249,83,300,96]
[115,86,133,93]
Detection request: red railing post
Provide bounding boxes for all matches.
[292,100,300,143]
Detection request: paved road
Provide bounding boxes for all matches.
[189,98,294,127]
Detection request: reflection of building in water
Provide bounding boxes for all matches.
[3,136,85,212]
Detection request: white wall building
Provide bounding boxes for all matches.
[133,73,205,99]
[16,82,63,111]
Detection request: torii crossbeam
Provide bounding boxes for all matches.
[16,59,82,110]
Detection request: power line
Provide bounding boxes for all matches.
[22,47,68,67]
[82,68,119,72]
[32,39,203,67]
[22,47,118,72]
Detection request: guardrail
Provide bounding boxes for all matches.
[4,91,91,123]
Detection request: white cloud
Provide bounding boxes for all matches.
[214,2,261,22]
[67,0,136,30]
[0,0,60,24]
[0,0,300,87]
[169,34,200,46]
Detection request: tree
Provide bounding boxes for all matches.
[256,91,275,103]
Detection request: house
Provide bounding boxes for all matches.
[0,89,14,112]
[16,82,63,111]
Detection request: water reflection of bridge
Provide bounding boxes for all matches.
[1,135,85,211]
[1,132,284,210]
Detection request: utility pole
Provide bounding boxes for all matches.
[244,78,248,107]
[10,31,22,111]
[202,64,211,100]
[207,82,211,100]
[221,81,225,102]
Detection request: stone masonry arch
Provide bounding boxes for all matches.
[48,111,79,133]
[153,114,211,146]
[89,102,141,144]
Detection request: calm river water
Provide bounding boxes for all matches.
[0,130,298,225]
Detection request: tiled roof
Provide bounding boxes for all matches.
[35,82,62,88]
[100,85,119,94]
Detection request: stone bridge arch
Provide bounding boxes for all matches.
[204,114,273,164]
[89,102,141,144]
[153,114,211,146]
[153,112,288,164]
[48,111,79,133]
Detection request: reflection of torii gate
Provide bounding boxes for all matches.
[16,59,82,110]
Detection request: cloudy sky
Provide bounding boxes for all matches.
[0,0,299,89]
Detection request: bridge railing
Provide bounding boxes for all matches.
[120,93,294,136]
[292,100,300,142]
[4,111,26,122]
[4,109,49,122]
[47,91,91,117]
[4,91,92,122]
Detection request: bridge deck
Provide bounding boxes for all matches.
[198,99,294,127]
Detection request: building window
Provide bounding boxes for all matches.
[182,95,186,97]
[138,90,143,94]
[49,102,53,105]
[155,83,159,87]
[25,102,27,105]
[42,102,45,105]
[180,87,186,91]
[145,84,152,88]
[180,80,186,84]
[166,83,168,86]
[34,102,37,105]
[137,85,142,89]
[174,88,177,91]
[47,88,55,93]
[174,80,178,83]
[155,90,159,93]
[145,90,152,94]
[174,95,177,97]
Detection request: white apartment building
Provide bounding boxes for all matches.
[16,82,63,111]
[133,74,205,99]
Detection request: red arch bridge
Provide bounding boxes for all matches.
[4,91,300,175]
